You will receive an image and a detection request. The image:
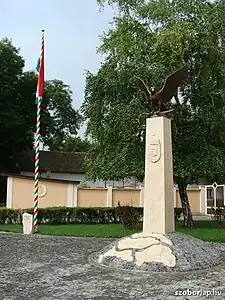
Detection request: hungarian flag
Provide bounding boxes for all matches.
[36,31,44,103]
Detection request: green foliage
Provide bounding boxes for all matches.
[41,79,82,150]
[0,38,82,172]
[83,0,225,185]
[97,0,143,12]
[0,39,32,171]
[0,207,22,224]
[0,223,140,237]
[0,207,120,225]
[176,220,225,243]
[0,38,24,90]
[210,206,225,228]
[0,206,180,225]
[0,220,225,241]
[0,208,8,224]
[83,63,146,181]
[50,136,91,152]
[16,72,82,151]
[174,207,182,221]
[116,202,141,229]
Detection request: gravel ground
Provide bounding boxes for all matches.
[0,233,225,300]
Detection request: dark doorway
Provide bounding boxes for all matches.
[0,176,7,206]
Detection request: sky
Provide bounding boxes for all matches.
[0,0,115,136]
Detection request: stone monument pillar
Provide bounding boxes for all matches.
[143,116,175,235]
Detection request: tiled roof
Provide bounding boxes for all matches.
[16,150,85,174]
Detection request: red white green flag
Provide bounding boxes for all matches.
[36,31,44,101]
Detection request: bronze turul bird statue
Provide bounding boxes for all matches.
[135,65,189,117]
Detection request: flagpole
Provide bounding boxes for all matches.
[33,29,45,233]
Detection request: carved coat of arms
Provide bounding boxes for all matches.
[148,134,161,163]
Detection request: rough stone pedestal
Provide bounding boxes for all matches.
[143,116,174,235]
[97,232,224,272]
[22,213,33,235]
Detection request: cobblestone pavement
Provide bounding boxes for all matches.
[0,233,225,300]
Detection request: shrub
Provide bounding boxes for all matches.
[116,202,141,230]
[0,206,179,226]
[0,207,8,224]
[211,206,225,227]
[174,207,183,221]
[0,207,122,225]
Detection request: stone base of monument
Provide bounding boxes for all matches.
[97,232,225,272]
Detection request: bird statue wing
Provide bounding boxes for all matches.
[135,76,152,102]
[158,65,189,103]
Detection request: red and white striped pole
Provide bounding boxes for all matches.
[33,29,44,232]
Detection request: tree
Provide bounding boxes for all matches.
[40,79,82,150]
[0,38,82,171]
[49,135,91,152]
[17,71,83,151]
[0,38,32,171]
[83,0,225,226]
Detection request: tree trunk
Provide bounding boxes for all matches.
[177,178,194,227]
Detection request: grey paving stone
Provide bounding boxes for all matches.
[0,233,225,299]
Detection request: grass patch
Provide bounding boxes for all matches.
[0,223,140,238]
[0,220,225,242]
[176,220,225,243]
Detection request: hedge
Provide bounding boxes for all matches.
[0,207,182,225]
